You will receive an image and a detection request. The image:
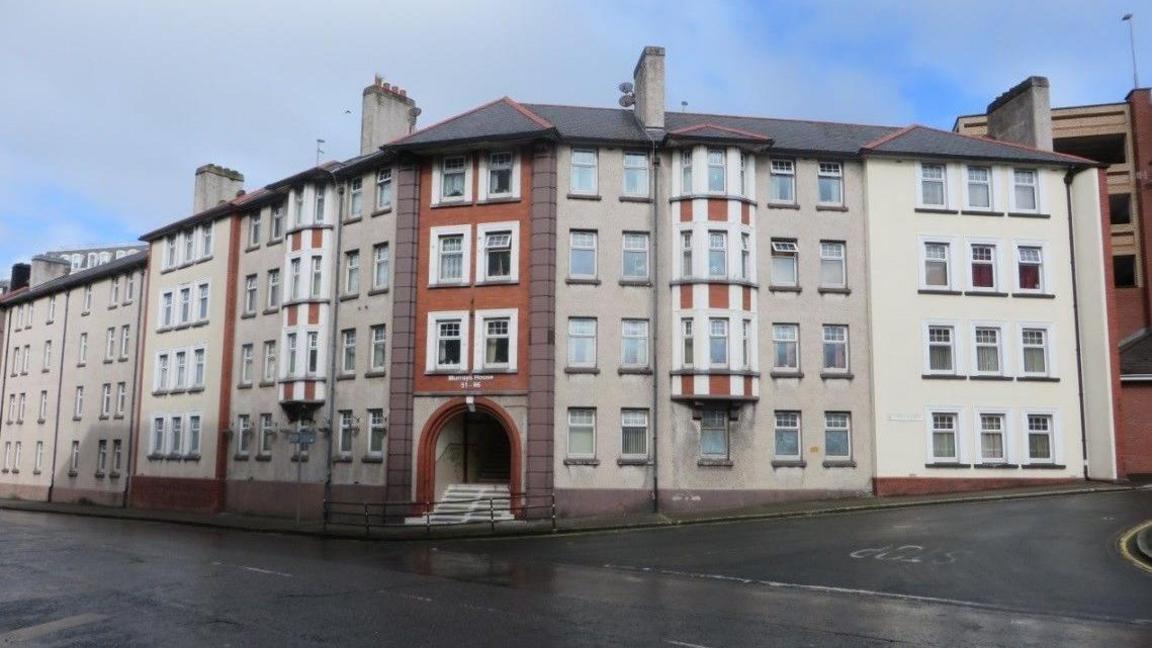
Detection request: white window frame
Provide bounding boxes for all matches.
[429,225,472,286]
[567,317,598,368]
[243,274,258,314]
[344,250,360,295]
[115,382,126,416]
[622,151,650,197]
[372,243,391,290]
[432,155,472,204]
[1021,409,1059,465]
[919,237,957,291]
[1014,241,1048,294]
[267,269,281,308]
[923,321,961,376]
[772,323,799,371]
[926,408,963,463]
[1018,323,1055,378]
[375,168,393,210]
[708,317,729,368]
[819,241,846,288]
[568,230,598,280]
[340,329,356,374]
[368,409,387,457]
[620,408,649,459]
[971,322,1006,377]
[817,161,844,206]
[769,159,796,204]
[263,341,277,382]
[370,325,387,372]
[917,162,947,208]
[699,409,729,459]
[478,151,520,201]
[240,344,254,384]
[770,240,799,287]
[475,221,520,283]
[679,230,694,279]
[707,230,728,279]
[426,311,470,373]
[964,165,994,211]
[248,213,262,247]
[706,147,726,193]
[569,148,598,195]
[566,408,596,459]
[1010,168,1040,213]
[237,414,252,455]
[620,318,650,369]
[680,318,695,369]
[824,412,852,460]
[473,309,518,372]
[821,324,849,373]
[976,409,1010,465]
[622,232,650,281]
[773,411,802,460]
[966,239,1001,293]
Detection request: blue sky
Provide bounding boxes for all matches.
[1,0,1147,273]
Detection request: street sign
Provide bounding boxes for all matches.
[289,430,317,445]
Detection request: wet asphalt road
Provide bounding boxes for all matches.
[0,490,1150,647]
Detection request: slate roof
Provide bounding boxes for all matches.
[393,98,555,147]
[1120,331,1152,376]
[0,249,148,307]
[862,125,1093,165]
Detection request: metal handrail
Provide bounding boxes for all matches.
[322,490,557,535]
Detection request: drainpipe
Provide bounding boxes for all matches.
[123,267,148,507]
[0,309,10,464]
[46,290,71,502]
[648,137,661,514]
[1064,169,1090,479]
[322,171,346,511]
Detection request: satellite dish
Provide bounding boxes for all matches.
[618,81,634,94]
[618,95,635,108]
[410,106,423,118]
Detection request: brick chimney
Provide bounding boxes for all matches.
[632,46,666,131]
[361,76,419,154]
[9,263,30,292]
[193,164,244,213]
[986,76,1053,151]
[29,255,70,287]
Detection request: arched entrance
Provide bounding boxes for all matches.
[416,397,522,505]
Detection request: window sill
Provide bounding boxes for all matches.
[970,375,1012,381]
[102,359,114,365]
[915,207,959,215]
[1021,463,1065,470]
[339,293,360,302]
[285,223,334,236]
[81,311,90,317]
[1017,376,1059,382]
[618,367,653,375]
[566,277,601,286]
[963,291,1009,297]
[974,463,1019,469]
[475,279,519,287]
[430,199,473,209]
[669,278,759,288]
[771,460,806,468]
[477,196,521,205]
[119,356,129,363]
[697,458,734,468]
[365,369,388,379]
[283,297,329,306]
[924,462,972,468]
[259,380,276,388]
[109,471,121,479]
[815,204,848,212]
[113,414,125,420]
[183,454,201,462]
[98,415,110,421]
[37,418,45,424]
[361,455,384,464]
[428,282,469,290]
[267,237,283,246]
[371,206,393,217]
[921,374,966,380]
[233,454,250,461]
[72,416,82,422]
[1012,292,1055,299]
[961,210,1005,217]
[32,469,41,475]
[818,287,851,295]
[769,371,804,379]
[1008,212,1050,219]
[343,215,363,225]
[293,454,312,463]
[424,369,468,376]
[565,367,600,375]
[617,457,652,466]
[566,193,601,201]
[918,288,962,295]
[255,454,272,462]
[619,195,653,204]
[245,244,262,253]
[820,372,853,380]
[564,457,600,466]
[617,279,652,287]
[94,471,105,480]
[237,382,254,390]
[146,454,165,461]
[77,363,86,368]
[768,285,801,293]
[67,470,78,478]
[673,193,756,205]
[263,307,280,316]
[822,460,857,468]
[766,202,801,210]
[336,373,356,382]
[367,287,390,296]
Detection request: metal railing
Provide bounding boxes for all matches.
[322,491,557,536]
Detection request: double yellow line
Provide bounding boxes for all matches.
[1119,520,1152,574]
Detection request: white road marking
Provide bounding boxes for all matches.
[0,613,106,643]
[664,640,713,648]
[605,564,1152,627]
[399,594,433,603]
[239,565,293,577]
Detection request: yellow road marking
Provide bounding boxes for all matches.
[1118,520,1152,574]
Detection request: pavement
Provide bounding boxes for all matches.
[0,488,1149,646]
[0,480,1138,540]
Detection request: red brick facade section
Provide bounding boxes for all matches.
[1114,287,1147,340]
[679,201,691,222]
[1130,89,1152,331]
[873,477,1080,497]
[1119,383,1152,478]
[707,284,727,309]
[131,476,224,513]
[706,199,726,222]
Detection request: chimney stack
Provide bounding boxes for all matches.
[193,164,244,214]
[29,255,70,287]
[985,76,1053,151]
[632,46,666,131]
[361,76,419,154]
[10,263,30,292]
